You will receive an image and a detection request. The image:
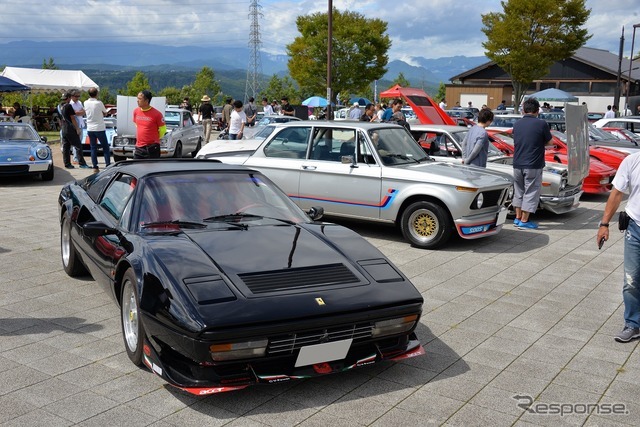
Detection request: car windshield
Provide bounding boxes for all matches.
[138,171,310,228]
[164,111,181,126]
[491,116,521,128]
[589,125,617,141]
[368,127,429,165]
[0,124,39,141]
[253,125,276,139]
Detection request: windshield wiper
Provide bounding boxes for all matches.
[387,153,420,163]
[204,212,297,226]
[141,219,207,229]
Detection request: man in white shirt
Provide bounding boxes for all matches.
[262,97,274,116]
[229,100,246,140]
[439,98,447,110]
[597,151,640,342]
[348,102,363,120]
[604,105,615,119]
[84,87,111,170]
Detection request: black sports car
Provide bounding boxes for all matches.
[58,159,424,395]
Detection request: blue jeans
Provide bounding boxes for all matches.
[623,219,640,329]
[88,130,111,168]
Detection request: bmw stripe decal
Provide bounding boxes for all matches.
[290,188,398,209]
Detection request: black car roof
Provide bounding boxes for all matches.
[109,159,254,177]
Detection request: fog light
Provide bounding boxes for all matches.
[475,193,484,209]
[372,315,418,338]
[210,339,268,361]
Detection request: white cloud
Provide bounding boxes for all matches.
[0,0,637,61]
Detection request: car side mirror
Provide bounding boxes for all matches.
[341,155,358,167]
[41,136,48,143]
[307,206,324,221]
[82,221,117,237]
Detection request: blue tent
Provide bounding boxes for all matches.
[0,76,29,92]
[526,88,578,102]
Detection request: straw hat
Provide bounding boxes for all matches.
[201,95,211,102]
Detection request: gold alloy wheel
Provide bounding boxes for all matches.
[408,208,439,243]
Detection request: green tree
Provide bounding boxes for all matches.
[260,74,301,105]
[123,71,151,96]
[435,82,446,103]
[286,9,391,104]
[42,57,58,70]
[482,0,590,108]
[392,72,410,88]
[191,66,221,103]
[98,87,116,105]
[159,86,182,105]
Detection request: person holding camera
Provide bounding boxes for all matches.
[597,150,640,342]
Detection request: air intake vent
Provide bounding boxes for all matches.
[239,263,359,294]
[268,323,373,355]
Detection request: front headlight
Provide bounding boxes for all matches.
[210,339,268,361]
[475,192,484,209]
[371,315,418,338]
[36,147,50,160]
[560,178,567,190]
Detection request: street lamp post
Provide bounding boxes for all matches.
[624,23,640,114]
[326,0,333,121]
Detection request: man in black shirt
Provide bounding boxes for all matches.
[512,97,552,229]
[281,97,295,116]
[198,95,215,142]
[59,92,90,169]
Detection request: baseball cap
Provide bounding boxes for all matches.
[60,92,70,100]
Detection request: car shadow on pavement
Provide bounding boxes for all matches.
[164,323,469,415]
[0,316,103,335]
[0,165,82,187]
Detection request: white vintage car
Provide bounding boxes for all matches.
[112,108,204,160]
[409,124,583,215]
[197,121,513,249]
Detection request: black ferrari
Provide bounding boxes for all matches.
[59,159,424,395]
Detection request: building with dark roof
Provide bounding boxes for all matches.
[445,47,640,112]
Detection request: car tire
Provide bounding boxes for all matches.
[400,201,452,249]
[121,268,145,366]
[173,142,183,158]
[113,155,127,162]
[60,213,88,277]
[192,137,202,158]
[41,164,54,181]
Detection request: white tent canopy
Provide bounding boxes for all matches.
[0,66,98,93]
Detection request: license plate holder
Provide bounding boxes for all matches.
[295,339,353,367]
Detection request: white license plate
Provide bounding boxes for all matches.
[295,339,353,367]
[496,208,508,225]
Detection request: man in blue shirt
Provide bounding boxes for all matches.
[462,109,494,167]
[512,97,552,229]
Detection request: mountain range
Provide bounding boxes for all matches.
[1,41,488,97]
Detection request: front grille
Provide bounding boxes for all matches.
[268,323,374,355]
[239,263,359,294]
[482,189,504,207]
[0,165,29,174]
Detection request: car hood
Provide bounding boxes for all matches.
[392,160,513,188]
[0,141,42,159]
[590,145,628,159]
[143,223,422,329]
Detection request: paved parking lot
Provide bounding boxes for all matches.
[0,148,638,426]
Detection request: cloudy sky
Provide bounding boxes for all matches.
[1,0,639,63]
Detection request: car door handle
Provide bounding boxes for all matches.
[302,165,317,170]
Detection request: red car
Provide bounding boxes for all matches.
[488,129,616,194]
[548,130,627,170]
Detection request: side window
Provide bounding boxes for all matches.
[100,174,138,221]
[359,132,377,164]
[263,127,310,159]
[86,171,117,202]
[311,128,356,161]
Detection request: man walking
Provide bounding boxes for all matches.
[133,90,166,159]
[198,95,214,142]
[597,150,640,342]
[84,87,111,170]
[512,97,552,229]
[59,92,90,169]
[228,100,246,140]
[244,97,258,127]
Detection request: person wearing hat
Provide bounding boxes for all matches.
[280,97,294,116]
[59,92,90,169]
[349,102,363,120]
[198,95,214,142]
[271,99,281,115]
